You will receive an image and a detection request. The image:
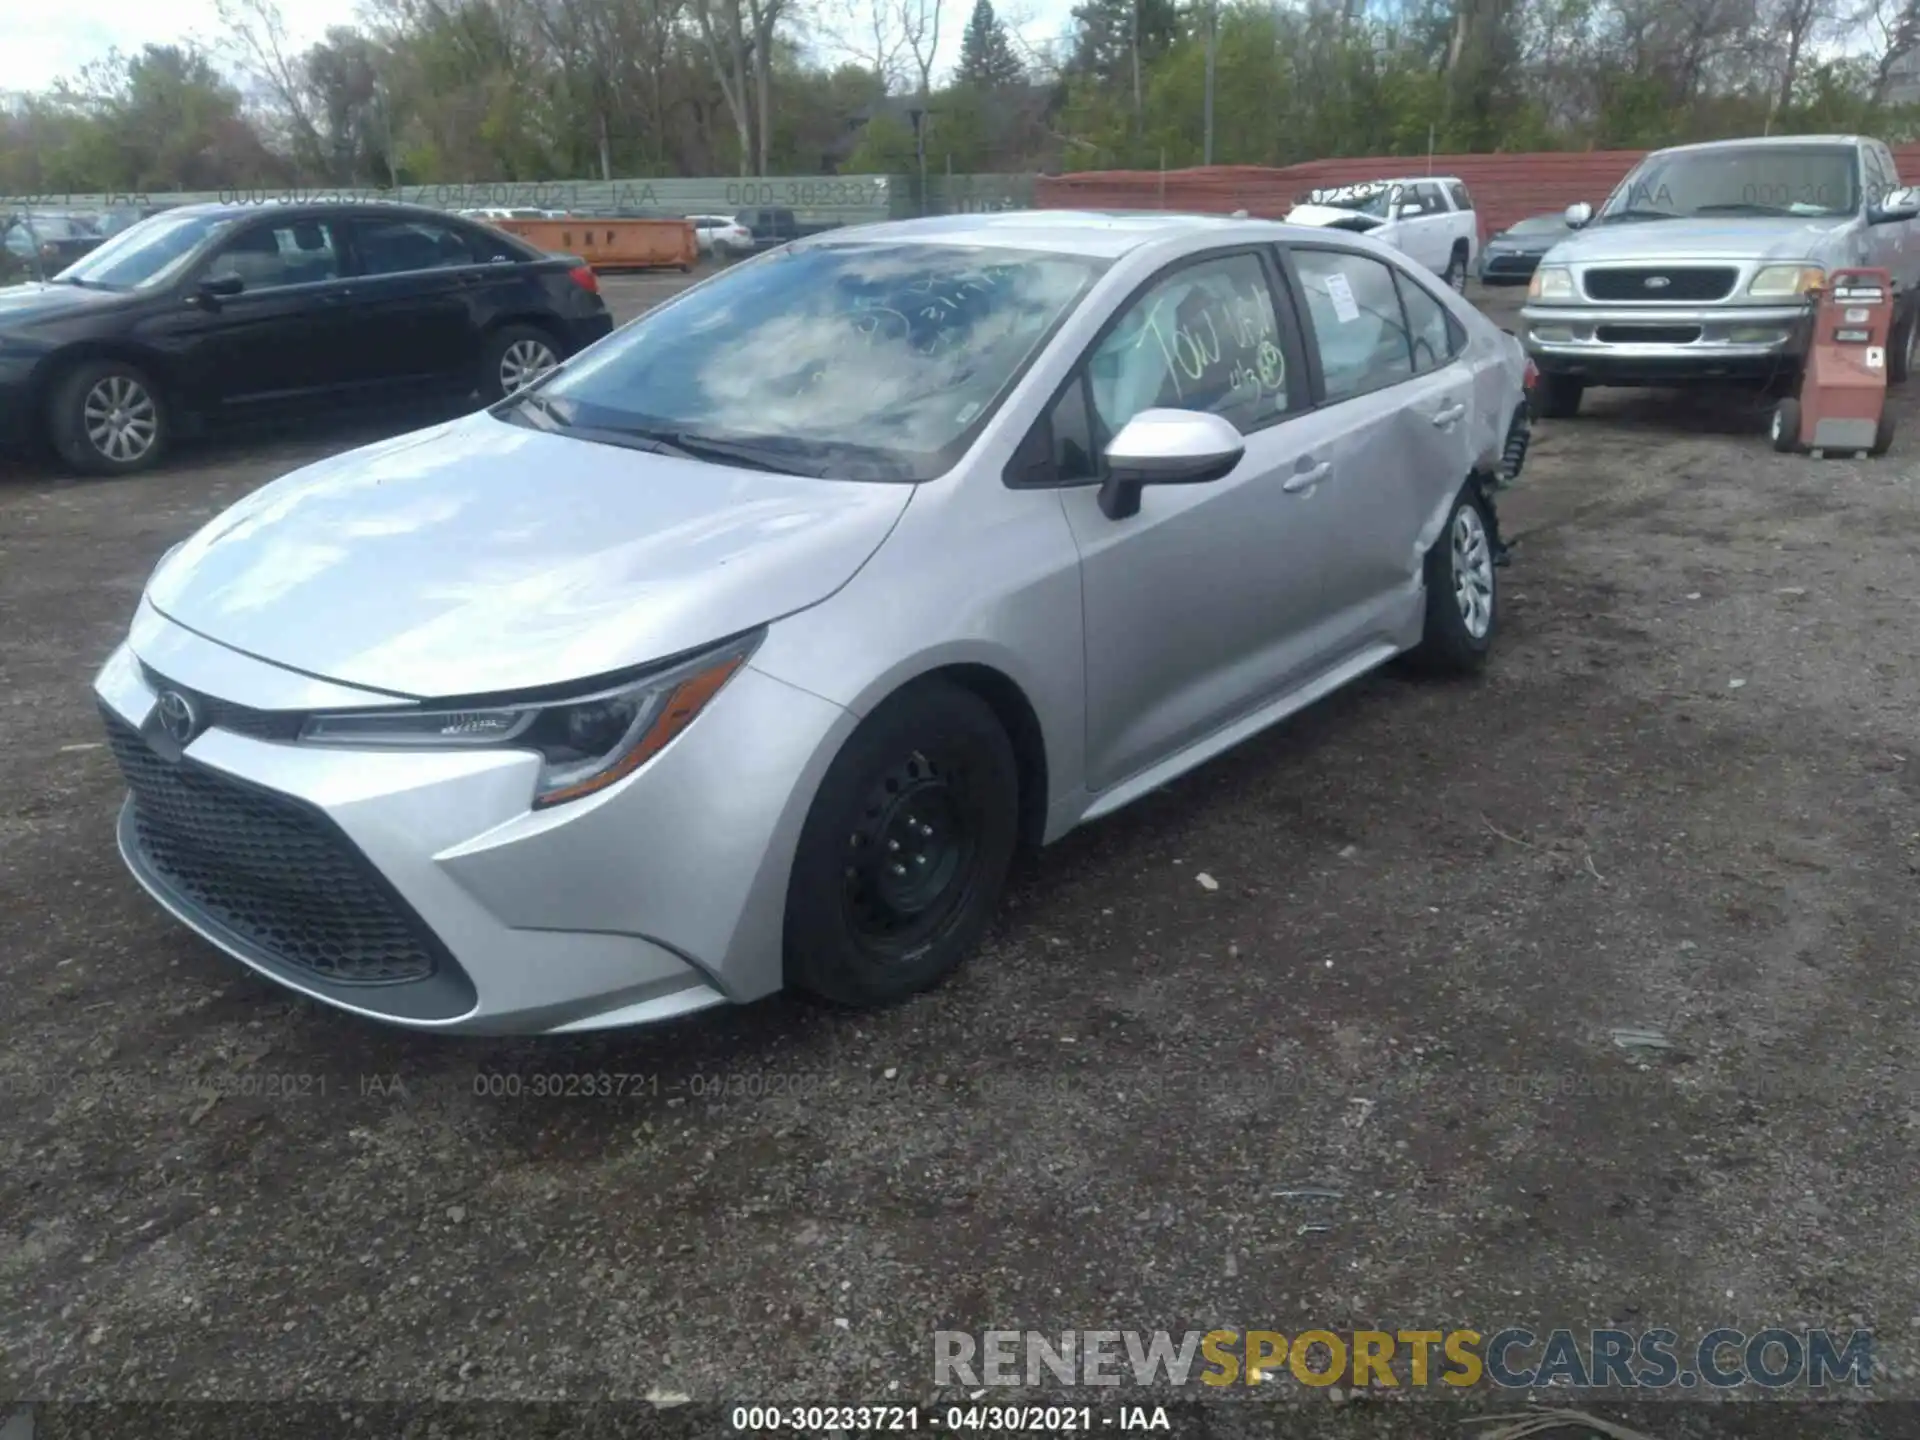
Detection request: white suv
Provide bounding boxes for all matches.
[1285,177,1481,292]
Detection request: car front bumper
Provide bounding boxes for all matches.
[1521,302,1811,383]
[93,602,857,1034]
[1479,251,1546,283]
[0,351,47,453]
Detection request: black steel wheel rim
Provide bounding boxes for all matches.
[842,747,980,955]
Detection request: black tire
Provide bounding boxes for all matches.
[1405,482,1498,675]
[478,323,562,403]
[1872,412,1895,456]
[1444,245,1469,293]
[1892,302,1916,385]
[784,678,1020,1009]
[47,358,169,476]
[1771,397,1802,453]
[1531,373,1583,420]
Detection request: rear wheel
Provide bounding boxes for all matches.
[478,324,561,403]
[47,359,169,476]
[1443,245,1469,293]
[1404,482,1498,675]
[785,679,1020,1009]
[1532,373,1583,420]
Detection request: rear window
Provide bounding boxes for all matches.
[1448,182,1473,212]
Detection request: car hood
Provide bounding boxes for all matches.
[1285,204,1386,230]
[1546,215,1850,264]
[145,412,914,699]
[0,280,125,327]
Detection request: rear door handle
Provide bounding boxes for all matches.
[1432,402,1467,427]
[1282,461,1332,493]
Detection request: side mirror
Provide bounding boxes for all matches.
[1098,409,1245,521]
[1564,201,1594,229]
[1869,186,1920,224]
[1395,202,1425,218]
[197,273,245,300]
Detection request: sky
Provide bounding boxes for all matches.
[0,0,1080,100]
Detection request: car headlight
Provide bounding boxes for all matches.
[1747,264,1825,299]
[1528,266,1574,301]
[298,630,761,808]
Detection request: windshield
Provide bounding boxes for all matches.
[1505,215,1565,235]
[1600,146,1860,222]
[1304,183,1396,218]
[525,241,1106,482]
[13,216,92,240]
[57,211,234,288]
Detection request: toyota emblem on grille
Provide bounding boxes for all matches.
[1644,275,1672,289]
[155,689,201,744]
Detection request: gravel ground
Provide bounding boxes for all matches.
[2,273,1918,1431]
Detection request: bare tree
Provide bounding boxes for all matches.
[820,0,912,90]
[215,0,326,169]
[1862,0,1920,102]
[1766,0,1838,122]
[693,0,755,174]
[742,0,794,176]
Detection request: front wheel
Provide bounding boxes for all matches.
[1891,302,1917,384]
[1404,482,1498,675]
[784,679,1020,1009]
[48,359,170,477]
[1771,397,1802,453]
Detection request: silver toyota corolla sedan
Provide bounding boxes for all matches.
[94,211,1532,1035]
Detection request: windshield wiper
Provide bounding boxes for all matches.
[499,389,573,432]
[1599,207,1681,224]
[1692,202,1795,216]
[651,431,834,477]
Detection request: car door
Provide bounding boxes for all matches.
[1043,247,1354,794]
[160,216,356,411]
[1280,243,1476,636]
[1406,182,1452,272]
[339,215,490,392]
[1865,143,1913,289]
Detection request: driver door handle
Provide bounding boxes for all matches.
[1432,402,1467,427]
[1282,460,1332,493]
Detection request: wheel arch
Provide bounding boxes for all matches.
[33,341,181,441]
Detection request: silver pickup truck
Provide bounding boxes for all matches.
[1520,134,1920,417]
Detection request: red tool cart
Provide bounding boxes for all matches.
[1771,267,1897,458]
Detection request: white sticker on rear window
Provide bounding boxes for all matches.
[1324,271,1361,323]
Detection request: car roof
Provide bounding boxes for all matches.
[807,209,1326,259]
[1651,134,1866,156]
[165,199,488,224]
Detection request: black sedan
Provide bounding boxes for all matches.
[0,201,614,476]
[1477,212,1572,285]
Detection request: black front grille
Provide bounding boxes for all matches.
[139,664,303,741]
[1595,324,1703,345]
[1483,253,1539,274]
[103,710,442,985]
[1583,267,1738,302]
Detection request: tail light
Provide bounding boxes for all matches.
[568,264,599,295]
[1523,359,1539,390]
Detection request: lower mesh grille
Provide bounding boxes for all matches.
[103,709,442,985]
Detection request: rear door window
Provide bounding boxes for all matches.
[1290,247,1415,401]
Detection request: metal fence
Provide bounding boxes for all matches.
[1,172,1040,229]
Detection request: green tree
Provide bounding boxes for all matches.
[956,0,1026,91]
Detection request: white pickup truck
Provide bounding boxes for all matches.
[1284,177,1481,293]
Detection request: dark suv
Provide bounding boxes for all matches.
[0,200,614,476]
